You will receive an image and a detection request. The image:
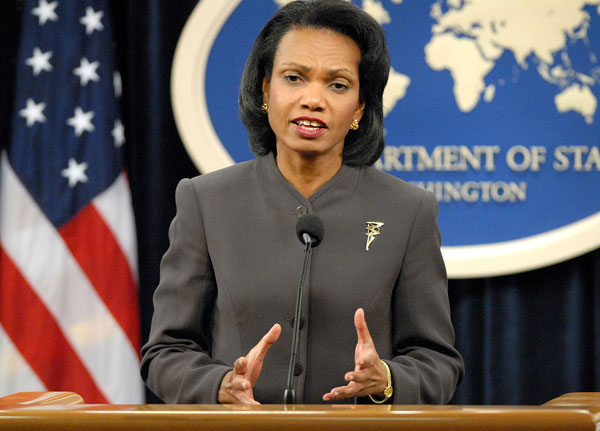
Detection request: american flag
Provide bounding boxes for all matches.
[0,0,143,403]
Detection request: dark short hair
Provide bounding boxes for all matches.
[239,0,390,166]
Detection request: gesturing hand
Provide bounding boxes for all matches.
[218,323,281,404]
[322,308,387,401]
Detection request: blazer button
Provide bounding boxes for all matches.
[288,316,304,330]
[294,363,303,376]
[295,205,308,217]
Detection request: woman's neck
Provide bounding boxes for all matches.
[275,150,343,199]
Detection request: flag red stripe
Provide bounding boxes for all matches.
[0,247,109,403]
[59,203,140,352]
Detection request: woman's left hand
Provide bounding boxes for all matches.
[322,308,388,401]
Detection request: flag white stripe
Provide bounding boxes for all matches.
[0,325,46,397]
[93,173,139,279]
[0,153,142,403]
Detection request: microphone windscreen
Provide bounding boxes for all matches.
[296,214,324,247]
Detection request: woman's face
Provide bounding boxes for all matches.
[262,27,364,163]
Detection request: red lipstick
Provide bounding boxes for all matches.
[291,117,327,138]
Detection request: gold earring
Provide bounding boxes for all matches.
[261,103,269,113]
[350,119,359,130]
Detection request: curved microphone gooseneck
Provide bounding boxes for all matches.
[284,214,324,405]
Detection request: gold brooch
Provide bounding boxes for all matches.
[365,221,384,251]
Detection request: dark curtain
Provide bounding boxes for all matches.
[111,1,200,403]
[2,0,599,405]
[450,249,600,405]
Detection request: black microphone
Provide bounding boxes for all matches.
[284,214,324,405]
[295,213,324,248]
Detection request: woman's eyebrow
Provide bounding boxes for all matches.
[281,62,355,77]
[280,62,310,72]
[327,67,355,76]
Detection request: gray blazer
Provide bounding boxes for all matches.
[141,154,464,404]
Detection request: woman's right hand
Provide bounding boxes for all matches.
[218,323,281,404]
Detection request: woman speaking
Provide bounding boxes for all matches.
[141,0,464,404]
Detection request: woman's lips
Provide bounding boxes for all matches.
[292,119,327,138]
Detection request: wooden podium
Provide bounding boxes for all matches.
[1,392,599,430]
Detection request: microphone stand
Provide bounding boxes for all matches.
[284,233,313,405]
